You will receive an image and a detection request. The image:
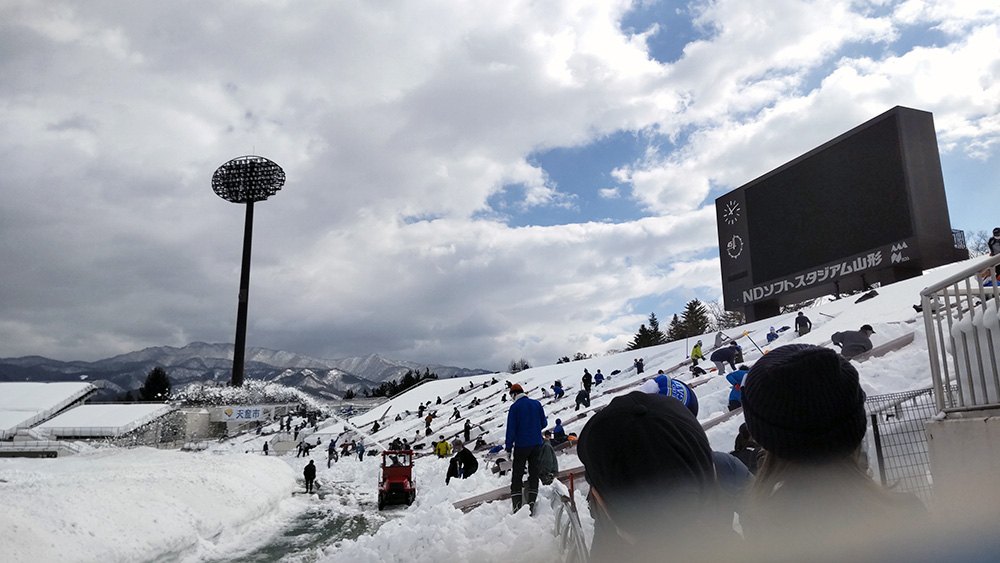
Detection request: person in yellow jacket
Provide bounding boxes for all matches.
[690,340,705,367]
[434,435,452,457]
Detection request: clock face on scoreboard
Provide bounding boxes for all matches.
[727,234,744,259]
[722,200,741,225]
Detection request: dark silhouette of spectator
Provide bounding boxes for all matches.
[741,344,924,558]
[575,388,591,411]
[303,460,316,493]
[262,441,269,456]
[539,430,559,485]
[582,369,593,392]
[831,325,875,359]
[730,423,762,475]
[505,384,547,513]
[578,392,738,561]
[795,311,812,336]
[464,419,472,442]
[446,439,478,484]
[990,227,1000,277]
[710,341,740,374]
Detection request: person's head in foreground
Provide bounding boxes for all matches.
[578,391,734,561]
[741,344,925,560]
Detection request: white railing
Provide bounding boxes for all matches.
[920,255,1000,414]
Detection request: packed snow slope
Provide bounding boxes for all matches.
[0,255,993,563]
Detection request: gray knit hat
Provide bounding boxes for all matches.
[742,344,867,461]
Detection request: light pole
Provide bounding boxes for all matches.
[212,155,285,387]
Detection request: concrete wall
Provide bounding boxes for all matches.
[925,414,1000,516]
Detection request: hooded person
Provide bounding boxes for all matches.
[741,344,923,559]
[578,392,737,562]
[690,340,705,366]
[552,418,568,445]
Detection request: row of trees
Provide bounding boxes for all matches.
[626,299,747,352]
[363,368,438,398]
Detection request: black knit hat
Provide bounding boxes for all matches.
[578,392,714,527]
[742,344,867,461]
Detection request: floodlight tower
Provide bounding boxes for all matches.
[212,155,285,387]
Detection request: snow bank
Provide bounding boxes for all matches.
[0,448,295,563]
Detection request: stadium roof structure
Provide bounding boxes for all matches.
[36,403,175,438]
[0,382,96,439]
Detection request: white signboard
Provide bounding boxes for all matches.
[214,406,266,422]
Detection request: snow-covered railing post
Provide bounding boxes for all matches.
[920,254,1000,414]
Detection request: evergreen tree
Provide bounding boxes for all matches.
[508,359,530,373]
[666,314,683,342]
[679,300,712,338]
[343,389,356,400]
[647,313,668,346]
[139,367,171,401]
[629,312,669,349]
[556,356,571,364]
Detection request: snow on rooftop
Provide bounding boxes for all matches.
[0,382,95,439]
[36,403,175,438]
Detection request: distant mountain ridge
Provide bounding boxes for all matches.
[0,342,492,402]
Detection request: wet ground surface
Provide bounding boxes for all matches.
[206,481,391,563]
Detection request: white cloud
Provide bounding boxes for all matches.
[0,0,998,370]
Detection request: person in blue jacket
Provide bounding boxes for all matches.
[505,384,548,513]
[726,365,750,411]
[766,327,779,343]
[639,370,699,416]
[552,418,568,445]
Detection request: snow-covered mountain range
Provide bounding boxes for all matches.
[0,342,492,401]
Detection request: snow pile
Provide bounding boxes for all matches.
[0,448,295,563]
[173,379,325,409]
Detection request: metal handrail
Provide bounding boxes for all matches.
[920,255,1000,414]
[546,481,589,563]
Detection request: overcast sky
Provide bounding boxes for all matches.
[2,0,998,371]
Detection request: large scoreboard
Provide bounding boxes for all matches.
[716,106,966,321]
